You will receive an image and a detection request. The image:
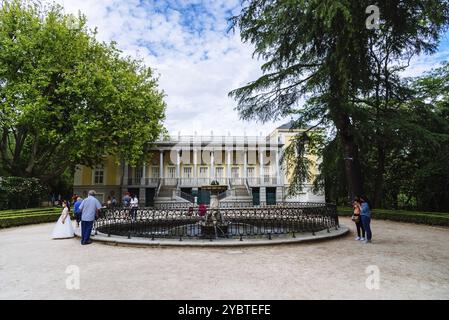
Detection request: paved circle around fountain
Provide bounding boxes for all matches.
[74,225,349,247]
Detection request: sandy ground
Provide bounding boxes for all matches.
[0,217,448,300]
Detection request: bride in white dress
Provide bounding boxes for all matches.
[52,200,75,239]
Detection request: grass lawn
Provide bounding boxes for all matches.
[338,206,449,227]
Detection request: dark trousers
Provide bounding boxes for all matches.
[355,220,365,238]
[81,220,94,244]
[361,215,372,241]
[74,212,81,223]
[130,207,138,221]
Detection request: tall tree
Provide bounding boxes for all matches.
[0,0,166,182]
[229,0,449,201]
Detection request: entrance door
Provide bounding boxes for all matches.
[252,187,260,206]
[145,188,155,207]
[197,188,211,205]
[266,187,276,205]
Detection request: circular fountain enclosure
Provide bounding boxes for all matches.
[93,202,345,245]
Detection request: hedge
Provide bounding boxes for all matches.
[0,207,63,228]
[338,207,449,227]
[0,207,59,215]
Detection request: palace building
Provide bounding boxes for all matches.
[73,122,325,206]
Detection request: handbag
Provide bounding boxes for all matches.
[351,214,360,223]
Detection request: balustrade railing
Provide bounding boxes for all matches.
[94,202,338,240]
[126,177,282,187]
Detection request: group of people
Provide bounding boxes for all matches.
[51,190,102,245]
[122,192,139,220]
[52,191,140,244]
[351,196,372,244]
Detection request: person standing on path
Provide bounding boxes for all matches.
[73,196,83,228]
[352,197,365,241]
[78,190,102,245]
[360,196,372,244]
[130,193,139,221]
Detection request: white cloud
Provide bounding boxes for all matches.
[54,0,449,138]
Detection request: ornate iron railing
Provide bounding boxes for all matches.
[94,202,338,241]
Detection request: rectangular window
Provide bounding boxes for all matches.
[134,167,143,182]
[167,167,176,178]
[199,167,209,178]
[151,167,160,178]
[215,167,224,178]
[183,167,192,178]
[231,167,240,178]
[247,167,255,177]
[93,166,104,185]
[263,166,271,183]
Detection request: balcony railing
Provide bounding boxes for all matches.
[126,177,281,187]
[157,135,284,146]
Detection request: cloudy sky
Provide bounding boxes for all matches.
[55,0,449,136]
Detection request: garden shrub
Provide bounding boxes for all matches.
[0,177,46,210]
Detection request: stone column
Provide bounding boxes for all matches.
[276,148,280,185]
[259,148,264,185]
[123,160,129,187]
[141,162,146,186]
[139,162,146,206]
[159,150,164,179]
[193,148,198,179]
[176,150,181,179]
[243,149,248,179]
[211,150,215,180]
[227,150,231,179]
[260,186,266,205]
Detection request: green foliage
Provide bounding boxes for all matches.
[0,176,46,209]
[321,62,449,211]
[338,207,449,226]
[0,0,166,182]
[0,207,61,228]
[230,0,449,206]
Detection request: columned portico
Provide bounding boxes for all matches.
[74,122,326,206]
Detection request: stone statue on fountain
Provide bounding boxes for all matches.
[199,180,228,237]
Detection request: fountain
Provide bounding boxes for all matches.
[198,180,229,238]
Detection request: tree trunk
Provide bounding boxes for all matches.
[340,128,364,202]
[328,111,364,203]
[327,52,364,203]
[373,142,385,209]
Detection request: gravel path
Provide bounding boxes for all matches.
[1,217,448,299]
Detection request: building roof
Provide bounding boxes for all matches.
[277,120,297,130]
[276,120,317,131]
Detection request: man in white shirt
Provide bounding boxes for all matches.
[79,190,102,245]
[130,194,139,221]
